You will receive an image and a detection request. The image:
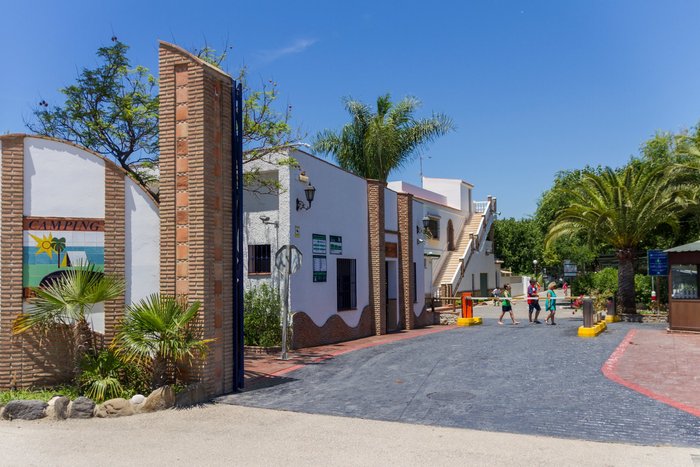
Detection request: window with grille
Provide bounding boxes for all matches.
[337,259,357,311]
[248,244,271,274]
[425,218,440,240]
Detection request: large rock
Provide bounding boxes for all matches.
[69,397,95,419]
[175,383,209,408]
[45,396,70,420]
[140,386,175,413]
[2,400,47,420]
[95,398,134,418]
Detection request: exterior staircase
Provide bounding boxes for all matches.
[434,199,496,297]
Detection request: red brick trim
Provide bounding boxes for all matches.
[397,193,415,330]
[103,165,126,341]
[367,181,386,335]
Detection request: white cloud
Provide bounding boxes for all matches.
[255,38,317,65]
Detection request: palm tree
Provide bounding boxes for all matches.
[13,264,125,369]
[50,237,66,267]
[113,294,213,388]
[546,162,695,314]
[314,94,454,181]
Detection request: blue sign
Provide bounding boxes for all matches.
[648,250,668,276]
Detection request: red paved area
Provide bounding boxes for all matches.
[244,325,454,390]
[602,328,700,417]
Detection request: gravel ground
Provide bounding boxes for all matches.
[0,404,698,466]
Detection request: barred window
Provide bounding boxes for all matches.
[248,244,271,274]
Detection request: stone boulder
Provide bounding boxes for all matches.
[69,397,96,419]
[46,396,70,420]
[2,400,47,420]
[140,386,175,413]
[175,383,209,408]
[95,398,135,418]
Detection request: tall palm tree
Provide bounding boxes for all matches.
[546,162,695,314]
[314,94,454,181]
[113,294,212,387]
[13,264,125,369]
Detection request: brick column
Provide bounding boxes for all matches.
[397,193,415,330]
[367,180,386,335]
[103,164,126,341]
[0,135,25,387]
[159,42,234,396]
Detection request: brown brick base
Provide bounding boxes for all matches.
[291,307,374,349]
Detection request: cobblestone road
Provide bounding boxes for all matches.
[219,305,700,447]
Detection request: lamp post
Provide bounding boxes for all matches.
[533,259,538,280]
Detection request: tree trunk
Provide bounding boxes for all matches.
[617,249,637,314]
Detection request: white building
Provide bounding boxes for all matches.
[244,150,499,348]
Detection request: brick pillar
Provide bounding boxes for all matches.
[397,193,415,330]
[0,135,25,387]
[159,42,234,396]
[367,180,386,335]
[103,164,126,341]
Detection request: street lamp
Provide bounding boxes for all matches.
[533,259,538,279]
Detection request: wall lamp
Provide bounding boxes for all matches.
[296,184,316,211]
[417,217,432,244]
[259,215,278,227]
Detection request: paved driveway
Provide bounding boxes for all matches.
[219,308,700,447]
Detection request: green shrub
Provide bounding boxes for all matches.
[78,349,150,402]
[592,268,618,294]
[572,268,664,308]
[244,284,282,347]
[570,273,593,295]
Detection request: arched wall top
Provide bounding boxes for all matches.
[0,133,159,207]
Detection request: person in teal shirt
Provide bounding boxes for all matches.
[544,281,557,325]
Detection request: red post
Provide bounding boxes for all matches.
[461,292,473,319]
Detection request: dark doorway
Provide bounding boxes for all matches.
[447,220,455,251]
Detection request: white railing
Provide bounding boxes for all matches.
[449,199,495,289]
[473,200,489,213]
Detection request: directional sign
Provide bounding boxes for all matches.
[647,250,668,276]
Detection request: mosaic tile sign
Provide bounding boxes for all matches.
[22,217,105,299]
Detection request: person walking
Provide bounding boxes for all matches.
[544,281,557,325]
[527,278,542,324]
[498,284,519,325]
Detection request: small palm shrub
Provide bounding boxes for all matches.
[13,264,125,368]
[244,284,282,347]
[113,294,212,388]
[77,349,150,402]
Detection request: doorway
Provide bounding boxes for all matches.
[480,273,489,299]
[385,260,400,332]
[447,219,455,251]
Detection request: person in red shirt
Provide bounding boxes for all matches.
[527,278,542,324]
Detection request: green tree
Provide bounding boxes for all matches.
[546,163,695,314]
[113,294,212,388]
[28,39,301,199]
[313,94,454,181]
[493,218,544,275]
[28,39,159,199]
[13,264,125,370]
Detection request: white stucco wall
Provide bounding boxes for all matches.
[24,138,105,218]
[422,202,467,287]
[384,188,398,232]
[288,151,370,327]
[422,177,471,211]
[243,150,370,328]
[458,240,499,296]
[124,178,160,306]
[18,137,160,334]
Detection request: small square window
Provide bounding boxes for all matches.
[248,244,271,274]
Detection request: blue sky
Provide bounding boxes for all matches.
[2,1,700,218]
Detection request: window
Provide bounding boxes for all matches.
[425,218,440,240]
[337,259,357,310]
[671,264,698,299]
[248,244,271,274]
